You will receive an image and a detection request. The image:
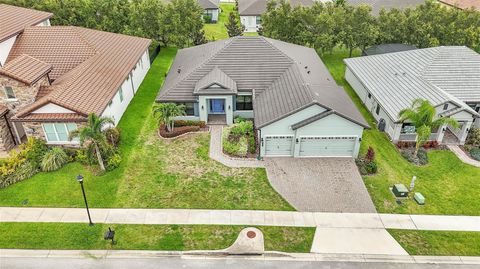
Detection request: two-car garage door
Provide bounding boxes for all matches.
[298,136,356,157]
[264,136,356,157]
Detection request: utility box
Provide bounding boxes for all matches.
[392,184,409,198]
[414,192,425,205]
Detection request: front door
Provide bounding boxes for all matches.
[210,99,225,114]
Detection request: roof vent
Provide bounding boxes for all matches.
[305,66,308,69]
[177,68,181,74]
[307,71,311,74]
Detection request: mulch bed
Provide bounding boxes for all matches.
[159,124,208,138]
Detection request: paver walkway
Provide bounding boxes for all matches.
[264,158,376,213]
[2,207,479,232]
[209,125,264,168]
[447,145,480,168]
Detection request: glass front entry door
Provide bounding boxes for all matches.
[210,99,225,114]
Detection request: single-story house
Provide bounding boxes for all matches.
[239,0,316,32]
[347,0,426,15]
[344,46,480,145]
[157,36,369,158]
[439,0,479,10]
[362,43,417,56]
[199,0,221,22]
[0,4,151,152]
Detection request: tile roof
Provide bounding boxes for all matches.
[344,46,480,122]
[13,113,87,122]
[238,0,316,15]
[194,67,238,95]
[347,0,425,15]
[158,36,369,128]
[0,54,52,85]
[0,4,53,43]
[0,105,8,116]
[14,26,151,119]
[439,0,480,10]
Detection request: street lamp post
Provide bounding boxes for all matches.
[77,175,93,226]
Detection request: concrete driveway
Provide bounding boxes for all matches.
[264,158,376,213]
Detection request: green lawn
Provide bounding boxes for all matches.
[203,3,235,41]
[321,48,480,216]
[0,222,314,253]
[0,48,291,211]
[389,230,480,256]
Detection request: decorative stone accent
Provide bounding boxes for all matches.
[0,74,49,115]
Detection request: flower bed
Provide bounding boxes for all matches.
[159,120,207,138]
[222,120,257,158]
[396,141,444,166]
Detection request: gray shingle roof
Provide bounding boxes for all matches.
[347,0,425,15]
[158,36,369,128]
[198,0,220,9]
[238,0,315,16]
[194,67,238,95]
[344,46,480,122]
[363,43,417,56]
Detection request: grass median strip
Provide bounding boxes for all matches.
[0,223,314,253]
[389,229,480,256]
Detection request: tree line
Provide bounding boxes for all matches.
[0,0,206,48]
[260,0,480,55]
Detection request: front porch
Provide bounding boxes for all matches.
[208,114,227,125]
[395,121,472,146]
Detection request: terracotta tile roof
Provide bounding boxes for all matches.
[0,4,53,43]
[12,113,87,122]
[35,86,53,100]
[0,105,8,116]
[0,54,52,85]
[440,0,480,10]
[13,26,151,119]
[7,27,96,81]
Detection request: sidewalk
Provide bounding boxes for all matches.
[209,125,264,168]
[447,145,480,168]
[1,207,479,232]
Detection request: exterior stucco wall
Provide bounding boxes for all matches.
[198,95,234,125]
[205,8,219,22]
[0,36,16,67]
[240,16,260,32]
[101,48,151,126]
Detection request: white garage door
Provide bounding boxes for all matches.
[299,136,356,157]
[265,136,294,156]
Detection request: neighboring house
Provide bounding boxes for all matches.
[199,0,221,22]
[239,0,316,32]
[157,36,369,158]
[362,43,417,56]
[347,0,426,15]
[439,0,480,10]
[0,4,151,152]
[344,46,480,146]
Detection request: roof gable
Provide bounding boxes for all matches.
[194,67,238,95]
[0,54,52,85]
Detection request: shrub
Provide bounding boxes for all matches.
[466,128,480,147]
[174,120,206,128]
[41,147,69,172]
[422,141,439,149]
[234,116,247,123]
[105,127,121,147]
[230,121,253,136]
[470,148,480,161]
[21,138,48,168]
[366,147,375,162]
[248,135,256,154]
[203,14,212,23]
[356,146,378,175]
[417,148,428,165]
[159,124,200,138]
[106,153,122,171]
[76,148,95,165]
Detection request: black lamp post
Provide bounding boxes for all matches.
[77,175,93,226]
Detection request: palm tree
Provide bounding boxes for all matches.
[152,103,186,132]
[69,113,115,171]
[399,99,459,155]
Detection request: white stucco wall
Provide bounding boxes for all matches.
[198,95,234,125]
[240,16,260,32]
[36,19,51,26]
[101,49,151,125]
[31,103,75,114]
[0,36,16,67]
[205,9,219,22]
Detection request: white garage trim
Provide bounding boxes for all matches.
[264,135,294,157]
[298,135,358,158]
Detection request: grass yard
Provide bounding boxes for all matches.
[0,222,314,253]
[203,3,235,41]
[0,48,291,211]
[321,48,480,216]
[389,230,480,256]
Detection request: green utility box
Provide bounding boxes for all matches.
[392,184,409,198]
[414,192,425,205]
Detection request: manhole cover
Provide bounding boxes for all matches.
[247,231,256,238]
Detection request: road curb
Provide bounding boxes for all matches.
[1,249,480,265]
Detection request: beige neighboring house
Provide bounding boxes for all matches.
[0,4,151,153]
[439,0,480,10]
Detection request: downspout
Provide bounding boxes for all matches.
[130,72,135,95]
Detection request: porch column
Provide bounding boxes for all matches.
[459,121,473,144]
[198,96,208,123]
[436,124,447,143]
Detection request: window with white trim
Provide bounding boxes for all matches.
[43,123,78,143]
[3,86,16,100]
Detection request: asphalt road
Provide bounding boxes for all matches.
[0,257,477,269]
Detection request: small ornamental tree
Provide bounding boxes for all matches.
[152,103,186,132]
[366,146,375,162]
[225,12,244,37]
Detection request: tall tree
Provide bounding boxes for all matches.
[225,11,244,37]
[152,103,186,132]
[399,99,459,155]
[164,0,204,48]
[341,4,378,57]
[69,114,115,171]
